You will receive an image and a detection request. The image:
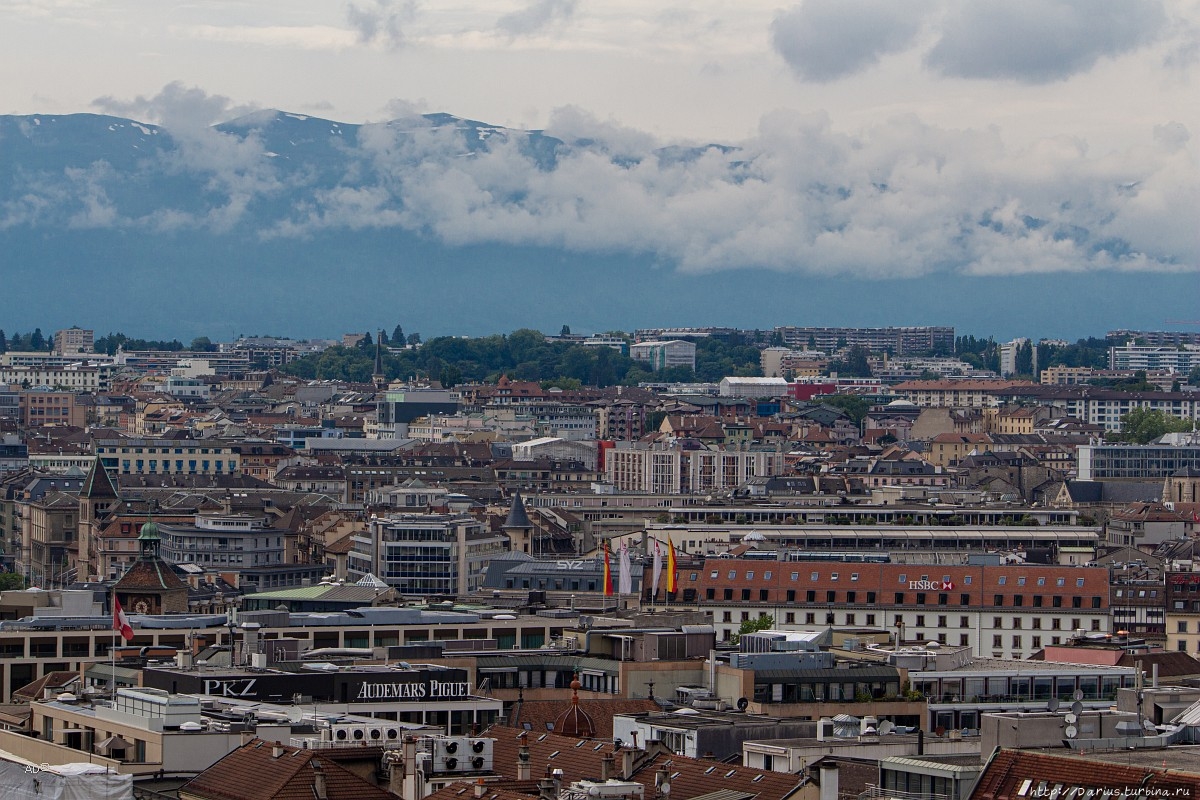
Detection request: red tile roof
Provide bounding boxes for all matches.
[180,739,394,800]
[487,730,804,800]
[970,748,1200,800]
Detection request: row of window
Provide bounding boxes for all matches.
[702,569,1085,587]
[699,587,1102,608]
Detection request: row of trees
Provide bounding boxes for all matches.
[283,330,764,387]
[0,328,50,353]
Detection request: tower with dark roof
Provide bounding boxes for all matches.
[77,459,120,582]
[373,330,386,389]
[502,491,534,555]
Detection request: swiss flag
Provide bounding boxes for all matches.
[112,597,134,642]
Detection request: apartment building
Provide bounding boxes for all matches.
[648,559,1110,658]
[1109,345,1200,372]
[94,438,240,476]
[348,513,508,596]
[52,326,93,356]
[0,364,111,391]
[629,340,697,371]
[606,443,784,494]
[776,326,955,355]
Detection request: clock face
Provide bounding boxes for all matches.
[132,598,151,614]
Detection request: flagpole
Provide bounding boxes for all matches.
[111,591,117,697]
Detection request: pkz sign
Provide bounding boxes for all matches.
[909,580,954,591]
[203,678,258,697]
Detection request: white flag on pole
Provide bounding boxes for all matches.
[618,540,633,595]
[651,539,662,598]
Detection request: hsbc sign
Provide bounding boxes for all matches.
[909,580,954,591]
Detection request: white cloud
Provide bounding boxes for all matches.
[925,0,1168,82]
[497,0,578,37]
[771,0,930,81]
[346,0,416,48]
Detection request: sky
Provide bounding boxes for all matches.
[1,0,1198,338]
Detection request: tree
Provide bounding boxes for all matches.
[560,325,572,337]
[731,614,775,645]
[190,336,216,352]
[1189,365,1200,387]
[0,330,6,354]
[1109,408,1195,444]
[393,325,404,345]
[820,394,869,425]
[29,328,44,350]
[407,332,421,347]
[378,329,389,345]
[808,334,817,349]
[359,331,373,349]
[439,364,462,389]
[0,573,24,590]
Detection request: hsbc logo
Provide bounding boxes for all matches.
[909,580,954,591]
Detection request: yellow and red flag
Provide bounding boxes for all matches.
[666,537,677,594]
[602,541,614,596]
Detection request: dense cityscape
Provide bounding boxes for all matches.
[0,322,1198,798]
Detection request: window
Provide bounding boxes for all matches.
[867,592,876,603]
[1077,579,1085,587]
[1057,578,1065,587]
[786,590,796,602]
[866,614,876,625]
[741,612,750,622]
[723,612,732,622]
[917,593,927,605]
[831,572,839,581]
[759,589,769,602]
[741,589,752,601]
[847,591,857,603]
[1033,596,1042,607]
[811,572,819,581]
[729,571,737,580]
[939,593,948,605]
[710,571,718,579]
[1053,596,1063,608]
[1072,597,1082,609]
[1032,636,1042,648]
[898,574,907,584]
[960,616,970,628]
[785,612,795,624]
[724,588,733,600]
[961,593,971,605]
[960,634,970,646]
[1032,618,1041,629]
[993,635,1003,648]
[994,594,1004,606]
[938,615,947,628]
[1092,597,1102,609]
[846,613,856,625]
[1012,617,1022,629]
[706,588,715,600]
[1017,577,1026,586]
[806,590,816,603]
[805,613,815,624]
[825,612,835,624]
[1012,635,1022,649]
[1052,618,1061,630]
[827,590,836,603]
[1037,577,1046,586]
[998,576,1007,585]
[916,615,926,626]
[764,571,772,580]
[964,576,972,585]
[790,572,799,581]
[896,592,905,604]
[1013,595,1023,607]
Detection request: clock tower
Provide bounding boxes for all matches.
[112,513,188,616]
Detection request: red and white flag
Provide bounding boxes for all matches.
[113,597,134,642]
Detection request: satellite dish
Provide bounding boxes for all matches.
[1064,725,1077,739]
[1064,713,1078,725]
[287,708,304,723]
[1047,698,1060,712]
[737,697,749,711]
[1072,690,1084,702]
[1071,701,1084,716]
[878,720,895,735]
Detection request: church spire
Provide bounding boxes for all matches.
[373,329,386,389]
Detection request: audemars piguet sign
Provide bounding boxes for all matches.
[353,679,471,701]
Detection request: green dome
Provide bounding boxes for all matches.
[138,520,160,541]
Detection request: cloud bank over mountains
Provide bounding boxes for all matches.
[2,83,1196,283]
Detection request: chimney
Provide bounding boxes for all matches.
[273,741,284,758]
[601,753,615,782]
[620,748,635,780]
[517,736,532,781]
[818,761,838,800]
[312,759,328,800]
[475,778,487,798]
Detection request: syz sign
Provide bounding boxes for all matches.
[555,560,588,570]
[908,580,954,591]
[203,678,258,697]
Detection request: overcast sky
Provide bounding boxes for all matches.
[2,0,1198,292]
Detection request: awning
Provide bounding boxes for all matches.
[95,734,133,754]
[84,663,141,684]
